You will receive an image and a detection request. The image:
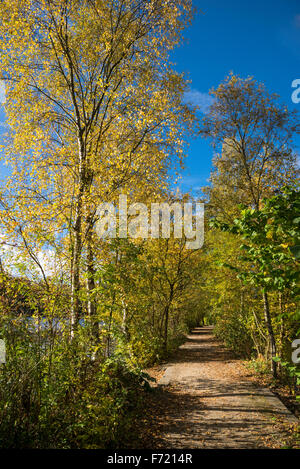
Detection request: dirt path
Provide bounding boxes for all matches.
[148,327,299,449]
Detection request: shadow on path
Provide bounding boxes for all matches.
[151,326,298,449]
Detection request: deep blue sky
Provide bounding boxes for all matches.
[0,0,299,192]
[174,0,300,193]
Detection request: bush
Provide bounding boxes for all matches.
[214,312,253,357]
[0,318,147,449]
[244,356,270,376]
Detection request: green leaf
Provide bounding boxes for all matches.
[289,245,300,260]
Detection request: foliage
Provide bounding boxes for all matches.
[212,186,300,297]
[0,0,201,448]
[214,310,253,357]
[0,313,148,448]
[201,74,298,216]
[273,357,300,398]
[0,7,298,446]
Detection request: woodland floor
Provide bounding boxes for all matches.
[135,327,300,449]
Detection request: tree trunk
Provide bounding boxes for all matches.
[0,256,4,274]
[121,299,130,341]
[240,287,244,315]
[263,291,277,378]
[86,232,98,339]
[163,304,169,355]
[71,211,82,336]
[86,243,96,317]
[71,137,86,337]
[163,285,174,355]
[278,292,285,357]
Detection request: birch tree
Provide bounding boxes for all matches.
[0,0,195,332]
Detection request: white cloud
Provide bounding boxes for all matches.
[175,175,208,195]
[0,233,58,278]
[36,248,58,277]
[180,176,205,186]
[0,81,5,104]
[184,88,214,114]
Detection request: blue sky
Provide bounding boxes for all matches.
[174,0,300,193]
[0,0,299,193]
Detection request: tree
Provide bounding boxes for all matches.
[202,75,298,374]
[212,186,300,376]
[201,74,298,219]
[0,0,195,333]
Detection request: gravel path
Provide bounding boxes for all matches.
[155,326,299,449]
